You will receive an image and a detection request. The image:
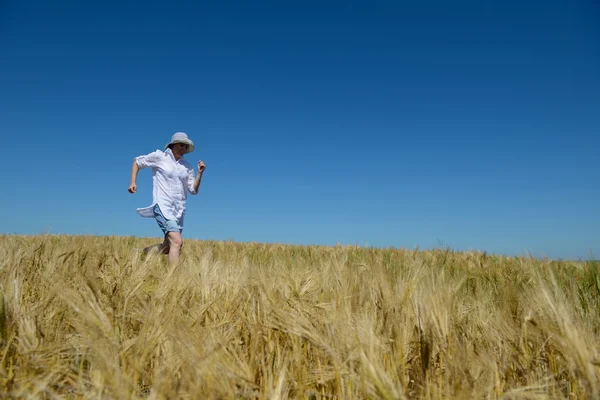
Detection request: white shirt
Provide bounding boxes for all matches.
[135,148,197,227]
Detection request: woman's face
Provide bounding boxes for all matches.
[172,142,189,159]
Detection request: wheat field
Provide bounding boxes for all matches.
[0,234,599,399]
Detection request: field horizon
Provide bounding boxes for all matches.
[1,234,599,398]
[3,233,592,263]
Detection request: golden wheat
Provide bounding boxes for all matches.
[0,234,598,399]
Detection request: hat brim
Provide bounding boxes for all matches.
[165,140,194,154]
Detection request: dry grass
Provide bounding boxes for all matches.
[0,234,599,399]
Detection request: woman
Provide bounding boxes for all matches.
[128,132,206,263]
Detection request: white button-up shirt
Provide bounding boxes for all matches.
[135,148,197,227]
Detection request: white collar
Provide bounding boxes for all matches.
[166,148,184,162]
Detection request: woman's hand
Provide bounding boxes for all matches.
[128,184,137,194]
[198,160,206,173]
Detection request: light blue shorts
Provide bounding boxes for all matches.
[153,204,182,236]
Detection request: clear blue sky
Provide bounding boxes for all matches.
[1,0,598,259]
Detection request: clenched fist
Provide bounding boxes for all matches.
[198,160,206,173]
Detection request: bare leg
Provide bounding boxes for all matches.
[167,232,183,264]
[142,236,170,256]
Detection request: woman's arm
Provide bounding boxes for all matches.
[192,171,203,194]
[129,150,162,193]
[128,160,139,193]
[189,160,206,194]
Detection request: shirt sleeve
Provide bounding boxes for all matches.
[186,163,197,194]
[135,150,162,169]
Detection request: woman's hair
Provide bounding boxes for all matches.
[167,144,174,150]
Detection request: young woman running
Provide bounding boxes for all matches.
[128,132,206,263]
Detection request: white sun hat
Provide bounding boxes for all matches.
[165,132,194,153]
